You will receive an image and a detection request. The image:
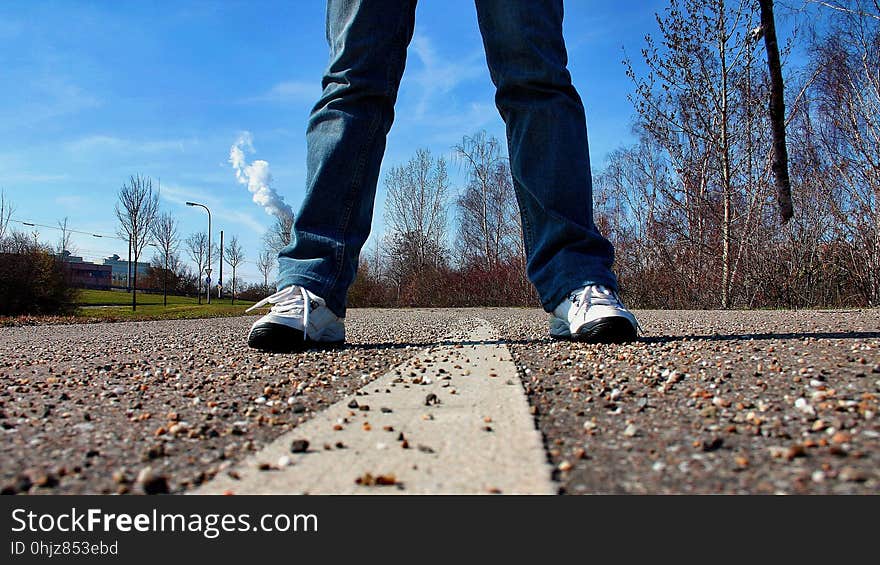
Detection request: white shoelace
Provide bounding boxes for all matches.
[571,285,621,313]
[246,285,312,341]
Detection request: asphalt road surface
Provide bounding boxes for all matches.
[1,308,878,495]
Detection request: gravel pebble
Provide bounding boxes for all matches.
[289,439,310,454]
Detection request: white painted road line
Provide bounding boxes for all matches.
[196,319,555,494]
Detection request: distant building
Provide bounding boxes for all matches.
[102,254,151,288]
[59,258,112,290]
[57,251,85,264]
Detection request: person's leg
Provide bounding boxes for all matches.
[474,0,618,313]
[276,0,418,317]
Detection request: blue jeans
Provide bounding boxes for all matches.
[278,0,618,316]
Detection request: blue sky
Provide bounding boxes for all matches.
[0,0,796,283]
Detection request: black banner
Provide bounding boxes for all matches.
[0,495,872,563]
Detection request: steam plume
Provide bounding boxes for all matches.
[229,132,294,219]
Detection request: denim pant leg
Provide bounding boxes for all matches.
[474,0,618,312]
[277,0,418,317]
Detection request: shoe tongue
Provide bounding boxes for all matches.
[592,285,611,296]
[569,285,612,306]
[289,285,324,307]
[273,285,305,305]
[574,285,609,300]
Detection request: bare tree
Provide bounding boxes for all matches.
[263,211,294,256]
[367,235,383,282]
[174,262,198,296]
[225,276,244,299]
[807,0,880,20]
[627,0,778,307]
[115,174,160,311]
[594,137,673,306]
[185,232,209,304]
[588,0,880,309]
[383,149,449,299]
[454,132,520,269]
[150,211,179,307]
[55,217,75,257]
[223,235,245,304]
[256,248,275,288]
[809,0,880,303]
[147,251,187,295]
[0,189,15,242]
[166,251,186,287]
[4,229,37,254]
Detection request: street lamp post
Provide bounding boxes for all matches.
[91,233,129,290]
[218,230,224,299]
[186,201,212,305]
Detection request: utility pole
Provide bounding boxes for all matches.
[186,202,211,304]
[127,234,132,293]
[219,230,224,299]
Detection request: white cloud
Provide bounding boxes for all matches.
[0,171,69,184]
[420,101,500,144]
[408,33,485,117]
[54,195,85,209]
[0,151,70,185]
[215,209,271,236]
[248,80,320,104]
[17,77,101,126]
[65,135,195,155]
[159,183,268,235]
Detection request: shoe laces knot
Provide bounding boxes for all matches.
[571,285,621,311]
[246,285,315,341]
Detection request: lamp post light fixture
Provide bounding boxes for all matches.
[93,232,132,291]
[90,232,132,290]
[186,201,212,304]
[20,222,38,246]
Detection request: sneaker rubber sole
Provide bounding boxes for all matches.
[247,322,345,353]
[550,316,638,344]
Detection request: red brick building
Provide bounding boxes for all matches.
[59,252,112,290]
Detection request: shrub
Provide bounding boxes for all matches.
[0,248,78,315]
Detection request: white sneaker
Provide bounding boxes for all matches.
[549,285,639,343]
[246,285,345,352]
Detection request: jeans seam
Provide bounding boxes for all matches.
[325,115,381,299]
[322,4,410,302]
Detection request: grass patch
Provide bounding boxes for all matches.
[75,303,256,321]
[75,289,253,308]
[43,288,263,322]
